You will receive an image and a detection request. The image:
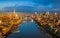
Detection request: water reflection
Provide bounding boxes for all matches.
[7,20,52,38]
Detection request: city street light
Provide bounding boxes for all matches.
[0,20,2,24]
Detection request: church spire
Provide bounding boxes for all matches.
[14,8,16,14]
[13,8,18,18]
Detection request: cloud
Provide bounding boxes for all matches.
[53,8,60,11]
[34,4,54,11]
[0,1,37,8]
[0,2,17,8]
[0,0,59,9]
[16,1,36,7]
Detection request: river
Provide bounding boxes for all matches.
[7,20,52,38]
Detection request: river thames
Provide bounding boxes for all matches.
[7,20,52,38]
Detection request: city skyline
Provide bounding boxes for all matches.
[0,0,60,38]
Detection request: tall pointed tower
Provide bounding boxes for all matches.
[14,8,16,15]
[13,8,18,19]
